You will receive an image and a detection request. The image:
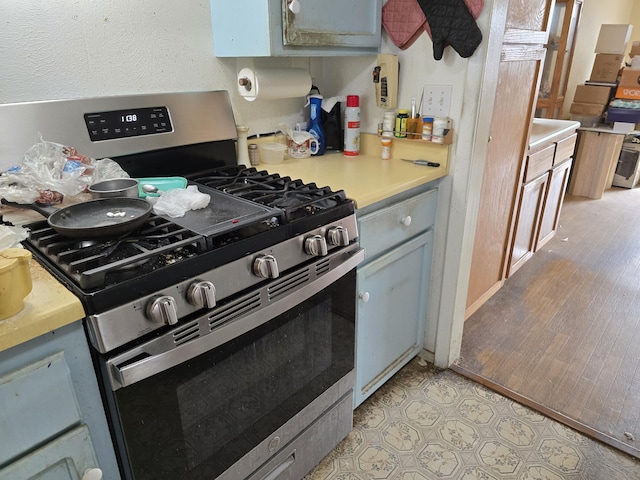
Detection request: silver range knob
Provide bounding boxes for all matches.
[327,226,350,246]
[304,234,328,257]
[187,280,216,309]
[253,254,279,279]
[146,295,178,325]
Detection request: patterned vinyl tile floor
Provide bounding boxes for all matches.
[306,358,640,480]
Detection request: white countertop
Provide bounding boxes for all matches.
[529,118,581,151]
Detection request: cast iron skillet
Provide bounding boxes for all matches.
[2,197,152,239]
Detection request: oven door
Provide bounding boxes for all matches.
[100,246,363,480]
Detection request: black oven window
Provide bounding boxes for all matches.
[114,271,355,479]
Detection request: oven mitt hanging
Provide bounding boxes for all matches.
[416,0,483,60]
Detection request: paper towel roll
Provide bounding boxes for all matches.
[237,67,312,101]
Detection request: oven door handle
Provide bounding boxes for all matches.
[106,246,364,390]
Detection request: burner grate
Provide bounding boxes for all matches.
[192,167,348,222]
[27,216,207,290]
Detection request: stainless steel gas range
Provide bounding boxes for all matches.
[3,91,363,480]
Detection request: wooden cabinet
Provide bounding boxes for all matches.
[210,0,382,57]
[0,322,120,480]
[536,0,583,118]
[568,130,625,199]
[354,185,437,407]
[466,0,553,318]
[509,132,577,276]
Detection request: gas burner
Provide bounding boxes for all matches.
[193,166,279,192]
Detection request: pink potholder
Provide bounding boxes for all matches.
[382,0,427,50]
[423,0,484,39]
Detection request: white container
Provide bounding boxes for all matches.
[382,111,396,136]
[431,117,447,144]
[236,125,250,166]
[258,142,287,164]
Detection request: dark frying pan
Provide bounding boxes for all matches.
[2,197,152,239]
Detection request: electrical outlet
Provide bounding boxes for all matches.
[422,85,452,117]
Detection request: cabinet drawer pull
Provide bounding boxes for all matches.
[359,291,370,303]
[400,215,412,227]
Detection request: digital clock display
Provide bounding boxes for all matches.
[121,114,138,123]
[84,106,172,141]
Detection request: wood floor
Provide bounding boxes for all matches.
[453,187,640,459]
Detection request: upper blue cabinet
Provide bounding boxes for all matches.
[211,0,382,57]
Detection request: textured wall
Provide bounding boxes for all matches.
[0,0,470,144]
[0,0,317,140]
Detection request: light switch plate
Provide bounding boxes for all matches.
[422,85,452,117]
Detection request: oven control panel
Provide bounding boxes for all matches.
[84,106,173,141]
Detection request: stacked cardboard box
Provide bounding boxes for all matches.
[569,84,613,117]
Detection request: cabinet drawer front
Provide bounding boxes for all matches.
[0,352,81,465]
[525,144,555,182]
[358,189,437,259]
[0,425,98,480]
[555,133,577,164]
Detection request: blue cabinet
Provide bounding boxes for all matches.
[211,0,382,57]
[0,322,119,480]
[354,186,437,407]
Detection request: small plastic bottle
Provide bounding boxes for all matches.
[307,95,326,156]
[381,135,393,160]
[344,95,360,157]
[395,110,409,138]
[432,117,447,144]
[422,117,434,141]
[382,111,396,137]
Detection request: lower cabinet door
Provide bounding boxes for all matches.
[509,172,549,276]
[354,231,433,408]
[536,158,573,250]
[0,424,101,480]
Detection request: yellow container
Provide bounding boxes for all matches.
[0,248,33,320]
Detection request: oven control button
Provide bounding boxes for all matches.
[327,226,350,246]
[304,234,328,256]
[187,280,216,309]
[146,295,178,325]
[253,254,279,279]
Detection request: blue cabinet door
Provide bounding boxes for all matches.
[354,231,433,407]
[211,0,382,56]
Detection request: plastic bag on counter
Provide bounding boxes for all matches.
[151,185,210,218]
[0,225,29,250]
[0,137,129,204]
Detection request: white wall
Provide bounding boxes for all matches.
[0,0,491,363]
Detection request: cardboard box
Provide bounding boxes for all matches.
[615,68,640,99]
[630,43,640,58]
[595,24,633,55]
[569,102,605,116]
[590,53,623,83]
[573,84,613,104]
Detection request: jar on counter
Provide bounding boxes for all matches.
[248,143,259,166]
[395,109,409,138]
[422,117,434,141]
